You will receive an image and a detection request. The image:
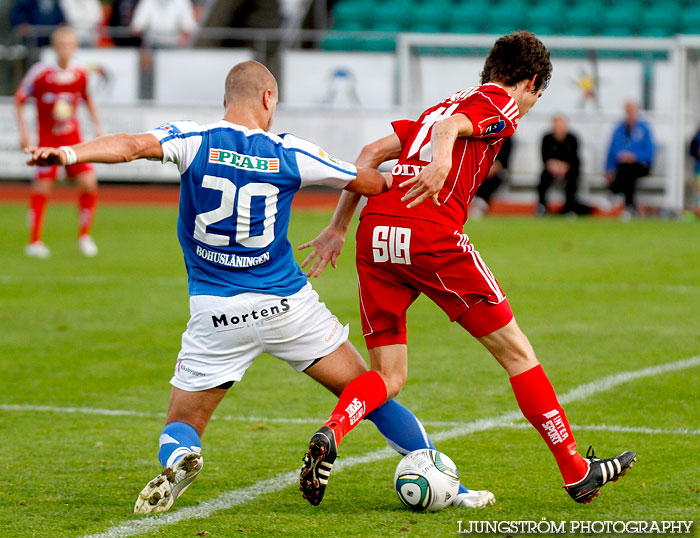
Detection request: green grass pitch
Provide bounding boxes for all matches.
[0,200,698,538]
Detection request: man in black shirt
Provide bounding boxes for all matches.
[537,114,590,215]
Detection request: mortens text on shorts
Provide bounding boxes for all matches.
[211,298,290,327]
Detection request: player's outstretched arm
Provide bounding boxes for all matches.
[25,133,163,167]
[401,113,473,207]
[299,171,390,278]
[299,134,402,278]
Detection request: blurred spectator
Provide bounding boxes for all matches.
[59,0,103,45]
[10,0,66,46]
[605,100,655,218]
[130,0,197,47]
[690,127,700,212]
[537,114,590,216]
[469,137,512,219]
[109,0,141,46]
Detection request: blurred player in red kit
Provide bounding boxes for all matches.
[15,25,102,258]
[300,31,636,506]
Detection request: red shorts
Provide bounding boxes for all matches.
[36,162,94,181]
[356,214,513,348]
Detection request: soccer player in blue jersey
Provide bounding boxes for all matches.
[25,60,495,513]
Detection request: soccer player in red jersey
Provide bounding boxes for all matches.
[300,32,636,506]
[15,26,102,258]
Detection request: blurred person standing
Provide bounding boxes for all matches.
[59,0,103,45]
[536,114,590,216]
[108,0,141,46]
[130,0,197,47]
[10,0,66,47]
[605,100,655,218]
[690,127,700,213]
[15,25,102,258]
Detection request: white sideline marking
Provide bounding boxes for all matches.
[4,407,699,437]
[78,354,700,538]
[0,404,325,424]
[0,275,184,286]
[504,422,700,436]
[1,274,697,293]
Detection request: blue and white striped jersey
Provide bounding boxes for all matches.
[149,119,357,297]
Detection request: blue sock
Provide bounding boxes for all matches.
[158,421,202,468]
[366,399,468,495]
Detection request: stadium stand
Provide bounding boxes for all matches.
[324,0,693,40]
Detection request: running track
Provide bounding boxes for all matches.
[0,181,538,213]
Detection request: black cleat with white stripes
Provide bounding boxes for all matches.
[564,446,637,504]
[300,426,337,506]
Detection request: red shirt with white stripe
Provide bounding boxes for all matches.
[14,61,89,146]
[362,83,518,228]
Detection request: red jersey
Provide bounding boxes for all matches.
[362,83,519,228]
[15,61,90,146]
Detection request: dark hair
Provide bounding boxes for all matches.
[480,31,552,92]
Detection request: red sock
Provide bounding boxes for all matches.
[510,364,588,484]
[78,191,97,237]
[29,193,48,243]
[325,371,388,446]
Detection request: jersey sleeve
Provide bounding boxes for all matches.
[391,119,418,147]
[280,134,357,189]
[14,62,48,103]
[148,120,203,173]
[457,91,518,139]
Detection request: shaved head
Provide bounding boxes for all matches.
[224,61,278,105]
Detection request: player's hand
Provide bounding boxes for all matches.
[298,226,346,278]
[399,161,450,208]
[25,146,66,166]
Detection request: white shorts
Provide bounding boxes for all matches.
[171,282,349,391]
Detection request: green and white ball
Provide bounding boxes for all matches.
[394,449,460,511]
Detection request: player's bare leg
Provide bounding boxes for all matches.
[134,386,227,514]
[302,342,495,508]
[25,178,52,258]
[477,318,635,503]
[74,170,99,257]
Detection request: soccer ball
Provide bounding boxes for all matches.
[393,449,460,511]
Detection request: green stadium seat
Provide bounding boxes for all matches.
[446,2,488,34]
[566,0,606,16]
[678,7,700,35]
[638,4,679,36]
[370,2,411,32]
[361,36,397,51]
[600,4,640,36]
[320,35,364,51]
[524,3,565,36]
[484,2,527,35]
[407,2,448,33]
[330,1,372,32]
[563,4,601,36]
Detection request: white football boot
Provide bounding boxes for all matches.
[78,235,98,257]
[134,452,203,514]
[452,489,496,508]
[25,241,51,258]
